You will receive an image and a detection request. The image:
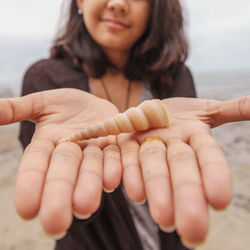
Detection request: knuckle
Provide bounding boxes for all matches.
[144,173,169,184]
[189,133,223,154]
[123,163,139,170]
[25,142,52,156]
[196,141,221,154]
[174,180,201,190]
[202,161,229,170]
[46,177,74,188]
[206,99,220,115]
[238,96,248,120]
[104,154,120,163]
[168,150,194,164]
[104,144,120,153]
[140,143,165,156]
[79,169,102,181]
[121,141,139,155]
[53,146,82,161]
[84,145,103,160]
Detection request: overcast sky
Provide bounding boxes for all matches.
[0,0,249,88]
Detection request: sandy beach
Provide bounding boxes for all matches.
[0,72,250,250]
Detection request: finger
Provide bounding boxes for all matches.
[189,132,233,209]
[14,138,54,220]
[0,92,44,124]
[167,139,208,246]
[221,96,250,122]
[40,142,82,236]
[206,96,250,127]
[119,136,146,203]
[103,144,122,192]
[139,140,174,230]
[73,144,103,219]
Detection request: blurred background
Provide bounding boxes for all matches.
[0,1,249,250]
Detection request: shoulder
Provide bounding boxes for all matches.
[174,65,194,84]
[169,64,196,98]
[24,58,70,77]
[22,58,88,95]
[152,65,196,99]
[169,65,196,97]
[23,58,85,85]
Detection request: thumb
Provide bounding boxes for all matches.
[0,92,43,125]
[213,96,250,126]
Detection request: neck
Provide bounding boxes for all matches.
[103,48,130,69]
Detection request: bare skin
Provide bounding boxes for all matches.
[2,0,247,248]
[118,96,250,246]
[0,89,249,246]
[0,89,121,236]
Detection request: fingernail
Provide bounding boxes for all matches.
[134,198,146,205]
[74,211,92,220]
[103,188,115,193]
[159,225,176,233]
[53,231,67,240]
[181,238,205,248]
[45,231,67,240]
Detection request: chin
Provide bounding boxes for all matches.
[99,37,132,51]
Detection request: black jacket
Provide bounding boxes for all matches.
[19,58,196,250]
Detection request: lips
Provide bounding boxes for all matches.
[101,18,130,29]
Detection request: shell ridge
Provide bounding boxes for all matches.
[59,99,169,143]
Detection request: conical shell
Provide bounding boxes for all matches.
[59,99,169,143]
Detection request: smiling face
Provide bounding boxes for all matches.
[77,0,151,53]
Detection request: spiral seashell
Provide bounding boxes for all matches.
[59,99,169,143]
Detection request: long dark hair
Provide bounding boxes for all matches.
[50,0,188,92]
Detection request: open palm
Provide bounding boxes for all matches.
[118,96,250,247]
[0,88,122,236]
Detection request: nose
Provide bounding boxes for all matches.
[107,0,129,15]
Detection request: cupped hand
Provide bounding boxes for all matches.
[0,88,122,237]
[118,96,250,247]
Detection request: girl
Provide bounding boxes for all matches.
[7,0,246,249]
[19,0,196,249]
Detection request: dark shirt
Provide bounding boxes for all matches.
[19,58,196,250]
